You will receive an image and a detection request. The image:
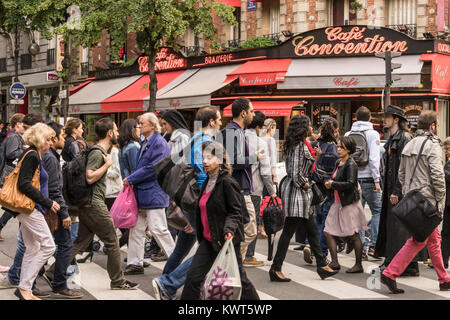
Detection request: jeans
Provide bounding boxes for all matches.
[70,222,79,242]
[8,229,25,285]
[162,230,196,275]
[272,216,327,271]
[181,239,259,300]
[158,256,194,299]
[359,180,382,252]
[315,198,334,257]
[0,210,14,229]
[384,228,450,284]
[246,195,262,260]
[45,219,74,291]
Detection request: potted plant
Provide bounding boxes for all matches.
[350,1,363,14]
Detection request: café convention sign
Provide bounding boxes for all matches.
[92,26,435,80]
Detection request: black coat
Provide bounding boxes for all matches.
[330,158,360,207]
[195,173,245,253]
[445,159,450,207]
[375,129,426,261]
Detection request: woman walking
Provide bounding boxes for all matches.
[14,123,60,300]
[269,115,338,282]
[61,118,84,162]
[161,110,191,156]
[323,136,368,273]
[181,141,259,300]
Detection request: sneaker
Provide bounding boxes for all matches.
[424,259,433,265]
[0,275,18,289]
[337,242,345,253]
[0,265,10,273]
[293,244,306,251]
[303,247,313,264]
[111,280,139,290]
[143,261,150,268]
[362,252,368,261]
[243,257,264,267]
[152,279,171,300]
[124,264,144,275]
[150,252,168,262]
[53,288,83,299]
[345,238,354,254]
[32,287,50,298]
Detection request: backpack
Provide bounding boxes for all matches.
[62,145,106,206]
[348,130,369,167]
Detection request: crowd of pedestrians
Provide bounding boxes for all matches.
[0,98,449,299]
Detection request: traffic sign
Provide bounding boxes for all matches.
[9,82,26,100]
[10,99,25,104]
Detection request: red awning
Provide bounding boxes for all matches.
[249,0,263,2]
[223,100,304,117]
[216,0,241,6]
[70,79,94,96]
[225,59,292,86]
[420,53,450,94]
[101,71,185,113]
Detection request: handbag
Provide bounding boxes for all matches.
[201,239,242,300]
[44,210,59,234]
[262,196,284,261]
[0,150,40,215]
[311,181,325,206]
[153,134,203,214]
[392,135,442,242]
[167,201,190,230]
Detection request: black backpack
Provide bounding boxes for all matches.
[62,145,106,206]
[348,130,370,167]
[312,141,339,184]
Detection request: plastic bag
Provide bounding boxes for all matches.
[109,185,138,229]
[66,264,82,290]
[200,239,242,300]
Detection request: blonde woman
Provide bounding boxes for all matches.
[15,123,60,300]
[260,118,278,185]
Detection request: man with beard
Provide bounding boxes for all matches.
[68,117,139,290]
[374,105,426,276]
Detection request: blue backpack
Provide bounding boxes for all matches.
[312,141,339,183]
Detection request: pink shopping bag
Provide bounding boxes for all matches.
[110,186,138,228]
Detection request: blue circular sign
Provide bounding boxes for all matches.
[9,82,26,100]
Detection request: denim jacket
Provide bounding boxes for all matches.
[119,141,140,179]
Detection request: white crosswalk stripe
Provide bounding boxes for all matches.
[253,252,389,299]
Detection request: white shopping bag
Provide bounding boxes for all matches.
[66,264,82,290]
[201,239,242,300]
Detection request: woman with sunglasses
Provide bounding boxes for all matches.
[323,136,368,274]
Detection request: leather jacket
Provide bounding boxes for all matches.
[331,157,360,207]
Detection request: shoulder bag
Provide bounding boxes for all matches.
[0,150,40,215]
[392,135,442,242]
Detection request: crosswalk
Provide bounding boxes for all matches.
[1,239,449,300]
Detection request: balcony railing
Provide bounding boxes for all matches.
[386,24,417,39]
[261,32,283,45]
[47,48,55,66]
[20,54,32,70]
[81,62,89,76]
[0,58,6,73]
[227,39,245,49]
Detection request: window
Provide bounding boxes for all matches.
[20,54,32,70]
[47,48,55,66]
[0,59,6,73]
[261,0,280,36]
[329,0,349,26]
[386,0,416,25]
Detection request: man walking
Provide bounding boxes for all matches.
[381,111,450,293]
[41,122,83,298]
[345,106,382,259]
[220,98,261,262]
[69,117,138,290]
[0,113,25,240]
[375,106,424,276]
[244,111,276,267]
[124,113,175,275]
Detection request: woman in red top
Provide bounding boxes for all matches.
[181,141,259,300]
